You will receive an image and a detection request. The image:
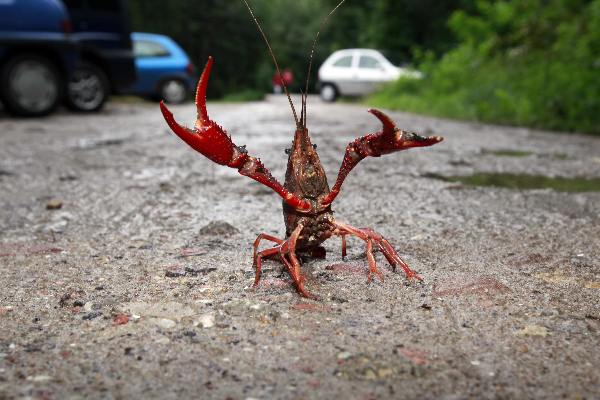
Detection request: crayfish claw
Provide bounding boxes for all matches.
[368,108,396,133]
[195,56,213,126]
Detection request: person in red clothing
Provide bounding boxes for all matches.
[272,68,294,94]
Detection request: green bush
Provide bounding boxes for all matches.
[369,0,600,134]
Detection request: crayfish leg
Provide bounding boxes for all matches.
[333,220,422,282]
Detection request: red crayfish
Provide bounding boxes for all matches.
[159,2,443,299]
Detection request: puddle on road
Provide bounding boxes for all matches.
[481,149,569,159]
[428,173,600,192]
[482,149,534,157]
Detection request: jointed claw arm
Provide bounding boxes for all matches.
[160,57,311,212]
[319,109,443,208]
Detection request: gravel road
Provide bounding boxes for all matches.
[1,96,599,399]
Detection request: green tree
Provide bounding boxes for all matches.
[370,0,600,134]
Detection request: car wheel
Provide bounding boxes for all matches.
[0,54,61,116]
[66,62,109,112]
[320,84,337,102]
[159,79,187,104]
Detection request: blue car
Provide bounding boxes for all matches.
[129,32,196,104]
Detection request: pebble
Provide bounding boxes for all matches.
[155,318,176,329]
[185,265,217,276]
[337,351,352,360]
[27,375,53,382]
[82,311,102,321]
[113,314,129,325]
[198,220,239,236]
[46,200,63,210]
[165,265,186,278]
[195,313,215,329]
[516,325,550,337]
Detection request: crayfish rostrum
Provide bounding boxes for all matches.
[159,4,443,299]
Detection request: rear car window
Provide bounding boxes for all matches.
[333,55,353,68]
[133,40,170,57]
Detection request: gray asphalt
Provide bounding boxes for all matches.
[1,95,599,399]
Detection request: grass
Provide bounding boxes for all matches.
[428,173,600,192]
[218,89,265,103]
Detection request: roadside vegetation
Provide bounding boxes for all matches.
[369,0,600,134]
[128,0,467,97]
[129,0,598,134]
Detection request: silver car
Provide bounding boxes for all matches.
[317,48,421,102]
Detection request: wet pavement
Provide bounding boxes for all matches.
[1,95,599,399]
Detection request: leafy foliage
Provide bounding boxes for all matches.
[369,0,600,134]
[128,0,465,96]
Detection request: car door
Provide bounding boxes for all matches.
[130,38,171,95]
[327,52,361,95]
[354,53,394,95]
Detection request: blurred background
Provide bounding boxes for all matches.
[0,0,598,134]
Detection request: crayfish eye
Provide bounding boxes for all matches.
[284,148,291,155]
[312,144,317,149]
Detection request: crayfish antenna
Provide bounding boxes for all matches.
[241,0,299,128]
[194,56,213,129]
[302,0,347,127]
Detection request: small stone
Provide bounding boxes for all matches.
[198,220,239,236]
[364,369,377,380]
[113,314,129,326]
[156,337,171,344]
[179,248,207,258]
[195,313,215,329]
[585,281,600,289]
[516,325,550,337]
[433,275,510,298]
[337,351,352,360]
[535,272,576,284]
[155,318,176,329]
[165,265,186,278]
[46,200,63,210]
[82,311,102,321]
[377,367,394,379]
[185,265,217,276]
[27,375,53,382]
[83,302,94,312]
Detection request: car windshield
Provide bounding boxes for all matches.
[134,40,170,57]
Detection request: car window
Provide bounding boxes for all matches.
[359,56,382,69]
[332,55,353,68]
[133,40,170,57]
